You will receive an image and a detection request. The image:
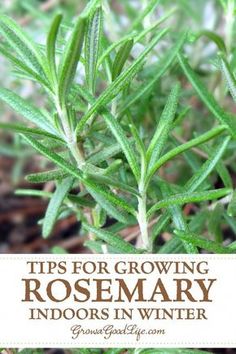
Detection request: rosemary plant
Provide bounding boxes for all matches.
[0,0,236,258]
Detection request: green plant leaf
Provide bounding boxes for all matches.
[83,223,140,253]
[0,122,63,141]
[147,188,231,218]
[43,177,74,238]
[130,0,161,30]
[85,6,103,93]
[194,30,226,53]
[216,161,233,188]
[16,188,95,208]
[147,83,180,168]
[227,190,236,216]
[26,169,69,183]
[185,136,231,192]
[119,31,186,116]
[46,13,62,86]
[0,45,50,89]
[112,38,133,81]
[87,142,123,164]
[0,14,46,77]
[22,134,84,178]
[76,28,169,134]
[22,135,135,223]
[0,88,57,134]
[146,125,227,184]
[128,121,146,158]
[175,230,235,254]
[102,109,140,181]
[208,203,223,243]
[58,16,86,103]
[159,181,198,254]
[178,53,236,138]
[86,172,140,196]
[84,177,136,222]
[151,138,229,245]
[76,86,140,181]
[218,52,236,103]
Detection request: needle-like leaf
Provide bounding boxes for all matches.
[0,15,46,77]
[159,181,198,254]
[46,13,63,86]
[130,0,161,30]
[218,52,236,103]
[147,188,231,218]
[26,169,69,183]
[43,177,74,238]
[85,6,103,93]
[175,230,235,254]
[112,38,133,81]
[0,122,63,141]
[185,136,231,192]
[76,86,140,181]
[83,222,140,253]
[22,135,136,223]
[58,16,86,103]
[0,45,50,89]
[76,28,169,134]
[147,83,180,168]
[0,88,57,134]
[178,53,236,138]
[194,30,226,53]
[146,125,227,184]
[119,31,186,116]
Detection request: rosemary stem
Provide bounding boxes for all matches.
[137,191,149,250]
[55,97,85,168]
[137,155,149,250]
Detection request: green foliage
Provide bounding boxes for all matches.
[2,2,235,354]
[85,6,103,93]
[0,0,235,259]
[43,176,74,238]
[58,16,86,104]
[178,53,236,138]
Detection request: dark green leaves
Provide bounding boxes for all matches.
[1,7,234,256]
[83,223,140,253]
[147,188,231,218]
[185,136,231,192]
[218,52,236,103]
[119,31,187,116]
[147,83,180,168]
[46,13,63,86]
[76,28,169,134]
[76,87,140,181]
[112,39,133,81]
[194,30,226,53]
[58,16,86,103]
[146,125,227,184]
[22,135,136,224]
[175,230,235,254]
[0,88,57,134]
[43,177,74,238]
[178,53,236,138]
[26,169,69,183]
[0,122,63,141]
[85,179,136,223]
[85,6,103,93]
